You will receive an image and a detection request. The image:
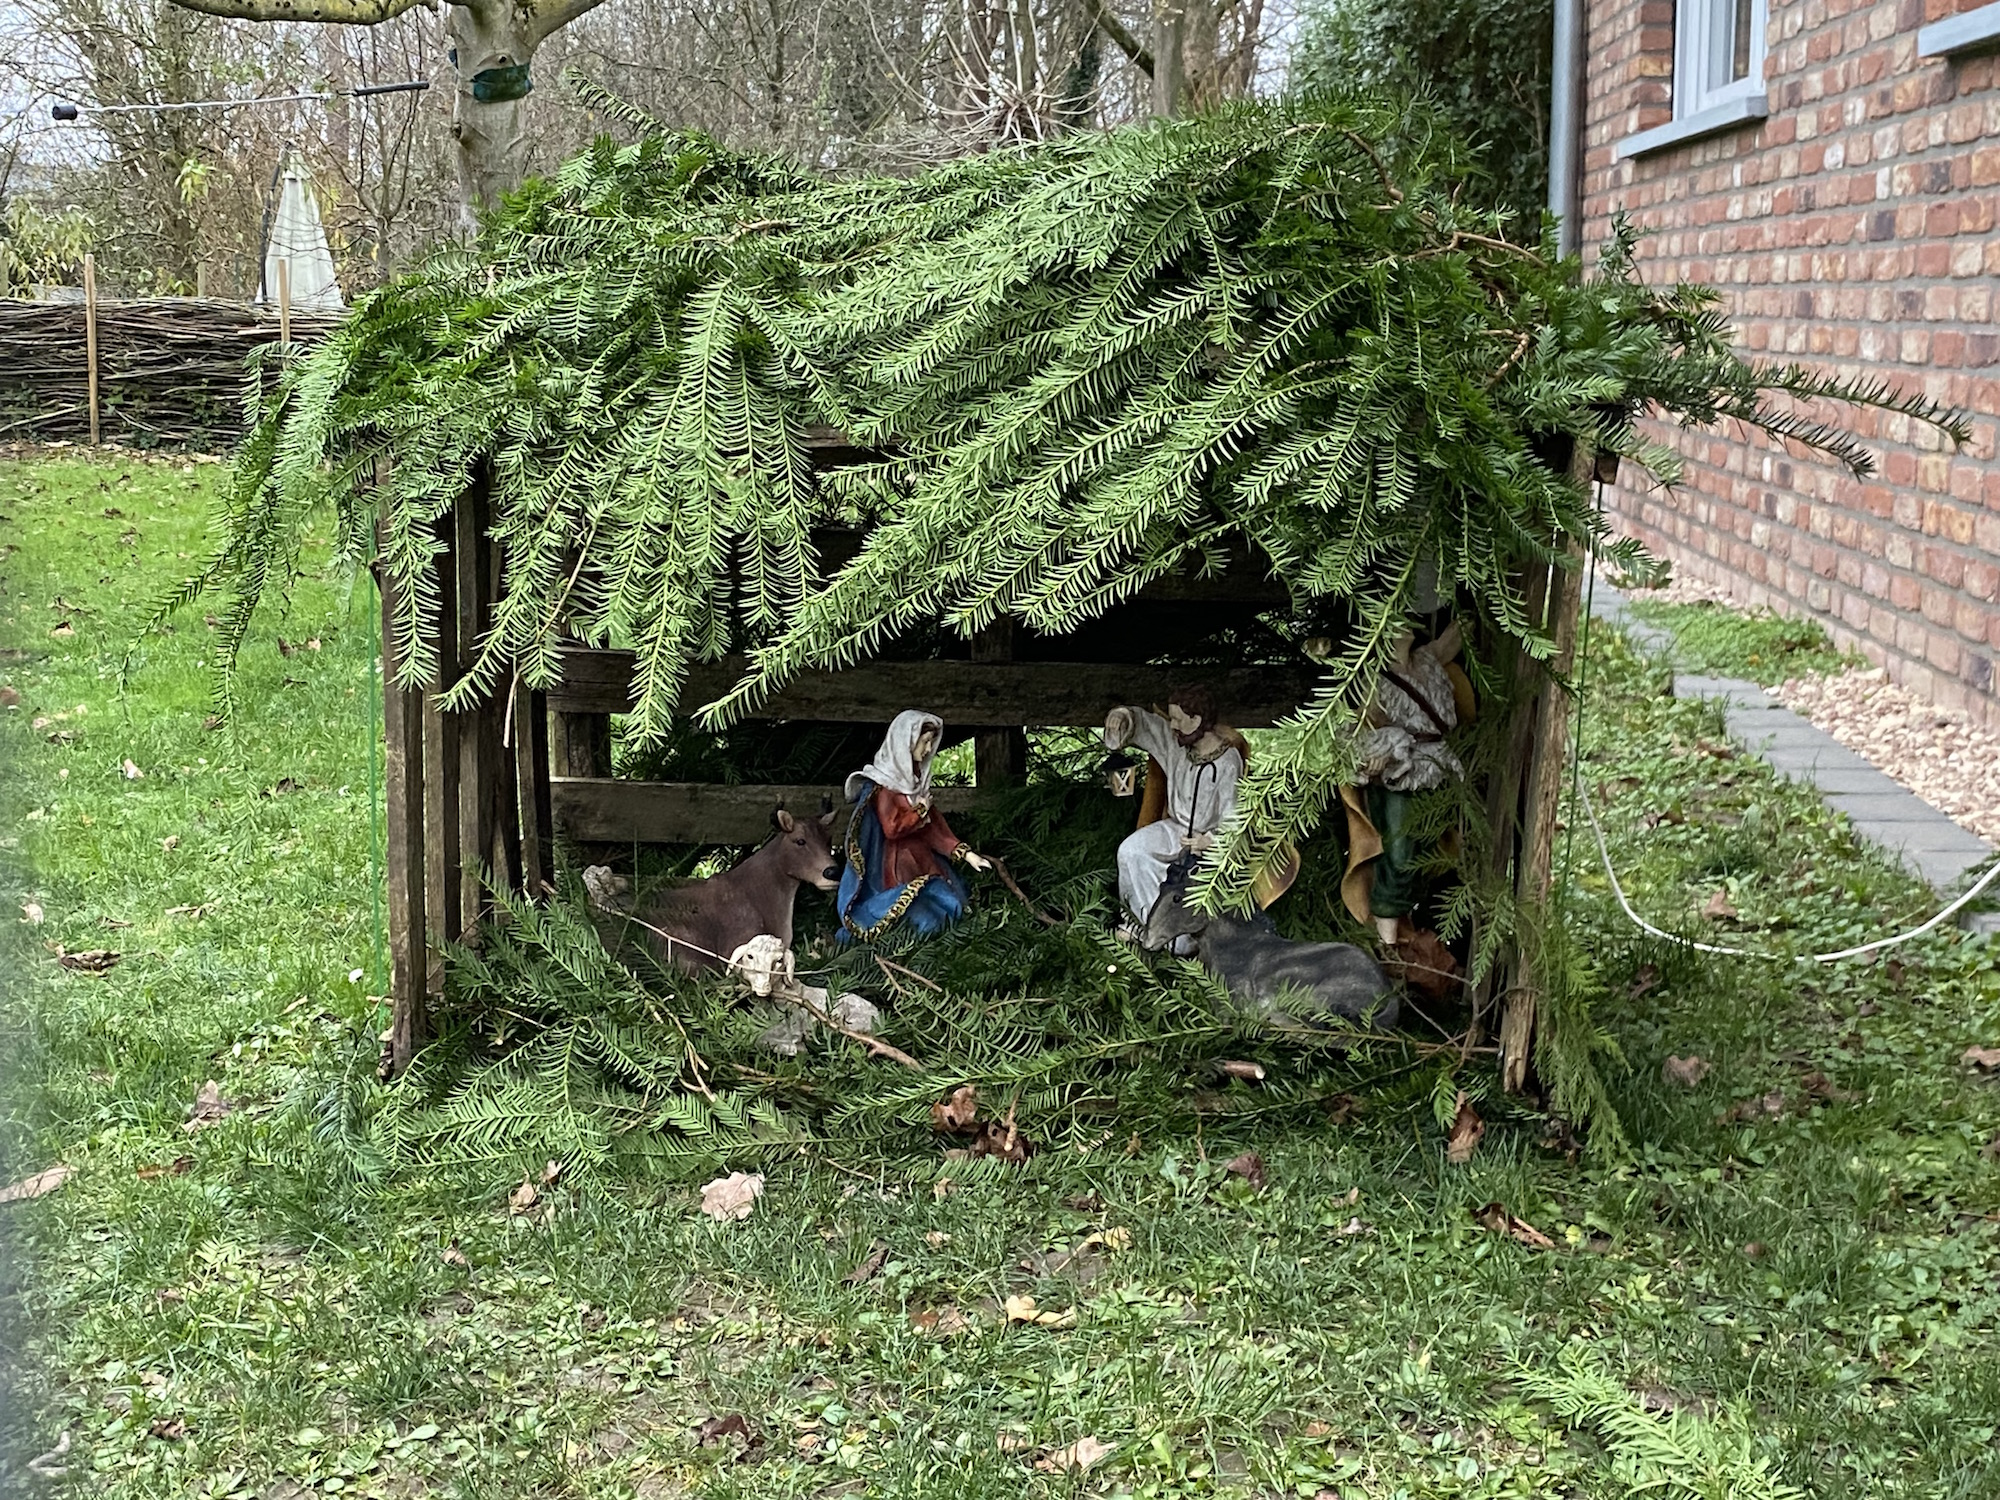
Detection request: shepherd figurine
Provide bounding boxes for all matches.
[838,710,993,941]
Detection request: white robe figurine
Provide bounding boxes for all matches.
[1103,699,1243,933]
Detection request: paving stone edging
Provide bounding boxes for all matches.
[1590,584,2000,937]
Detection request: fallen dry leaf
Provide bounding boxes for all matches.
[1335,1216,1369,1237]
[508,1179,540,1214]
[1627,964,1661,1000]
[147,1417,187,1441]
[1721,1089,1787,1123]
[924,1230,951,1248]
[1962,1046,2000,1071]
[995,1431,1036,1454]
[931,1084,980,1133]
[0,685,17,708]
[1981,1131,2000,1161]
[1663,1054,1711,1087]
[1472,1202,1555,1250]
[1034,1436,1114,1473]
[183,1080,233,1131]
[0,1165,72,1204]
[441,1241,470,1268]
[1445,1091,1484,1165]
[160,835,180,852]
[1701,890,1738,921]
[910,1305,971,1337]
[121,759,143,780]
[49,622,72,639]
[699,1171,765,1222]
[932,1177,955,1201]
[1218,1060,1266,1082]
[1303,1419,1334,1438]
[57,948,120,973]
[1003,1294,1077,1329]
[1798,1070,1856,1103]
[1223,1150,1267,1191]
[134,1156,192,1181]
[843,1239,889,1286]
[19,901,42,925]
[695,1413,761,1456]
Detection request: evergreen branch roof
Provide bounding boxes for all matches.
[171,94,1967,899]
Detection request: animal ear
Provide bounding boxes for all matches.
[774,807,796,833]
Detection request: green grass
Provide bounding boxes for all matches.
[1622,594,1856,685]
[3,450,1999,1499]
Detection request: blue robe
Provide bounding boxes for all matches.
[836,780,970,942]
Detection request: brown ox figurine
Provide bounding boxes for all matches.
[623,807,842,973]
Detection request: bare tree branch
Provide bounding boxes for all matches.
[164,0,440,24]
[1084,0,1151,77]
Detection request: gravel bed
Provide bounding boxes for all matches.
[1771,669,2000,848]
[1614,576,2000,850]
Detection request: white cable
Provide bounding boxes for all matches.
[1582,793,2000,964]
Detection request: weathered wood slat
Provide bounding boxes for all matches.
[422,512,463,999]
[456,488,501,930]
[551,777,979,845]
[377,540,427,1078]
[547,651,1322,726]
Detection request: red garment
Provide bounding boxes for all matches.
[873,787,963,887]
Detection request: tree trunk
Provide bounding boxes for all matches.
[445,4,538,219]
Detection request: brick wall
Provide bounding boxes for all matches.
[1581,0,2000,726]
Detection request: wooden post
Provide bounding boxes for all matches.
[1499,442,1594,1093]
[423,511,464,998]
[378,527,428,1076]
[276,257,291,348]
[195,263,207,300]
[971,618,1029,786]
[82,253,99,446]
[456,484,502,933]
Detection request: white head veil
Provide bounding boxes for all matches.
[845,710,943,803]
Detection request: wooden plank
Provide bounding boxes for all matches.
[517,687,553,895]
[422,511,462,998]
[548,651,1321,727]
[378,536,427,1078]
[554,710,613,776]
[456,486,499,932]
[552,777,978,846]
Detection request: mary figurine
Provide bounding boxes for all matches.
[838,710,992,942]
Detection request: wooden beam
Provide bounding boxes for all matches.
[547,651,1322,727]
[552,777,978,846]
[421,511,462,999]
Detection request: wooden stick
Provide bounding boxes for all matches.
[82,253,99,446]
[276,257,291,348]
[1500,440,1594,1093]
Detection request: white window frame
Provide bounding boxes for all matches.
[1675,0,1768,119]
[1619,0,1771,157]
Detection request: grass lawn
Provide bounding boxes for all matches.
[3,448,2000,1500]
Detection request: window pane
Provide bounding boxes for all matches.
[1731,0,1754,80]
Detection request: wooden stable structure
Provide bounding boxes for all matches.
[376,447,1596,1091]
[375,480,1326,1075]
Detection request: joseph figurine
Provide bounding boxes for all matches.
[1102,686,1247,939]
